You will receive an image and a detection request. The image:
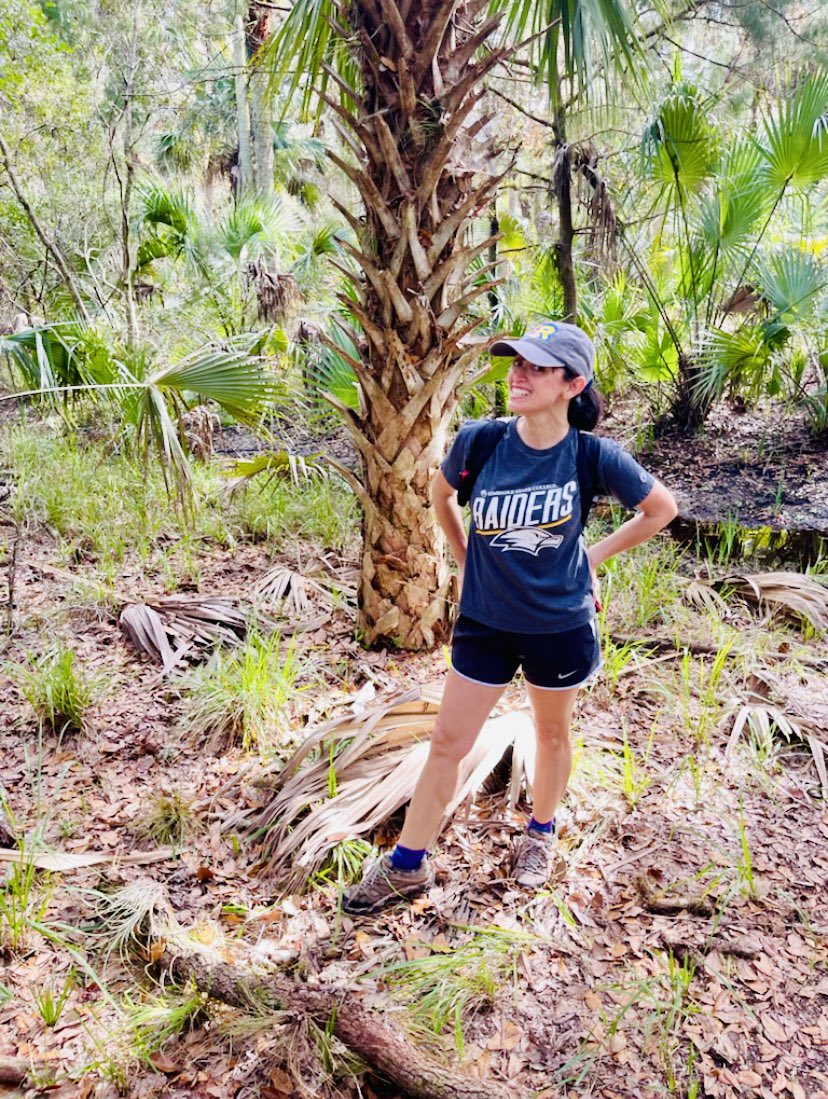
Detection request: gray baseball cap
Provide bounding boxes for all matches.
[490,320,595,383]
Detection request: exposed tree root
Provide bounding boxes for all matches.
[0,1056,29,1085]
[635,874,715,917]
[167,949,522,1099]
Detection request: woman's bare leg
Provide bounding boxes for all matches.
[397,669,505,850]
[525,683,580,824]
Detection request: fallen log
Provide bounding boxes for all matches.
[168,949,521,1099]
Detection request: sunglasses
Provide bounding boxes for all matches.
[511,355,574,377]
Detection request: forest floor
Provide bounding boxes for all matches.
[1,414,827,1099]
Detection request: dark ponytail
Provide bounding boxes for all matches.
[567,382,604,431]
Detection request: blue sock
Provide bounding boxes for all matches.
[528,817,555,836]
[389,844,427,871]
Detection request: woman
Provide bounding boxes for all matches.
[343,321,677,915]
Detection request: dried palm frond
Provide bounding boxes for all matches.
[119,595,326,672]
[681,577,731,618]
[242,684,537,892]
[725,669,828,797]
[252,564,335,616]
[710,571,828,633]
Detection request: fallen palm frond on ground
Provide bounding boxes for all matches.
[690,571,828,632]
[119,595,326,671]
[725,669,828,797]
[233,684,537,891]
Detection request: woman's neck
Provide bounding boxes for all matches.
[516,409,570,450]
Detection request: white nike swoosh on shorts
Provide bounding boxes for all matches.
[557,669,579,680]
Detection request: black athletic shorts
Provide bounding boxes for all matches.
[451,614,601,690]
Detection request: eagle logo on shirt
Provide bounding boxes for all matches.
[489,528,564,555]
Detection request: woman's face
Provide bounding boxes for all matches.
[507,355,583,413]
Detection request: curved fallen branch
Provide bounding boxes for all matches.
[167,948,521,1099]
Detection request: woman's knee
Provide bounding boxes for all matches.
[534,719,571,751]
[429,719,476,765]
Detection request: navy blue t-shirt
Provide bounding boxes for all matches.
[441,420,654,633]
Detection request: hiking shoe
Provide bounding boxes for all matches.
[512,829,556,888]
[341,853,434,915]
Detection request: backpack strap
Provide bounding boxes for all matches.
[456,418,511,506]
[576,431,602,528]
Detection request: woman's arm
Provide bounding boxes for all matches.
[431,469,468,570]
[587,480,678,572]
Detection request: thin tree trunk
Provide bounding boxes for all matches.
[552,100,577,322]
[232,13,253,196]
[247,3,274,199]
[0,134,91,322]
[119,1,141,349]
[168,950,521,1099]
[489,209,508,416]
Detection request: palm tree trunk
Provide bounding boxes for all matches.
[322,0,511,649]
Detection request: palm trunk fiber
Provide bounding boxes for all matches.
[168,951,522,1099]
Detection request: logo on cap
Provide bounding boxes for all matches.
[528,323,559,342]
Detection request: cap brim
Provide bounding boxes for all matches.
[489,337,566,367]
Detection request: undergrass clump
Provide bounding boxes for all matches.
[380,926,534,1053]
[182,631,311,754]
[9,642,98,735]
[132,789,202,848]
[227,474,359,554]
[0,846,54,952]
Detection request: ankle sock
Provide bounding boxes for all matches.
[528,817,555,836]
[389,844,427,871]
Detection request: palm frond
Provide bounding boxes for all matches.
[223,448,326,492]
[725,670,828,798]
[710,571,828,633]
[760,72,828,192]
[236,685,538,892]
[754,249,827,323]
[147,341,278,422]
[492,0,640,102]
[119,596,253,672]
[697,141,768,254]
[695,326,773,405]
[642,83,719,197]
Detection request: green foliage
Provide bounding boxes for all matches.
[9,642,97,735]
[182,632,311,754]
[0,845,53,952]
[643,82,719,197]
[32,969,75,1026]
[381,926,533,1049]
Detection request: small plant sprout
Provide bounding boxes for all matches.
[313,838,375,890]
[619,720,654,807]
[32,968,75,1026]
[0,844,54,952]
[121,984,208,1065]
[10,642,99,735]
[736,809,758,900]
